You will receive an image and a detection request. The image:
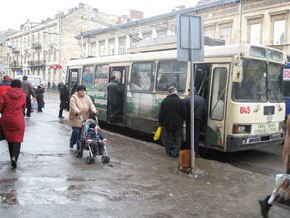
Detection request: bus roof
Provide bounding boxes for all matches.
[66,44,285,67]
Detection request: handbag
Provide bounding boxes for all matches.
[31,99,38,111]
[0,118,5,141]
[153,126,163,141]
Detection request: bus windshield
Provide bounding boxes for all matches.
[232,60,283,103]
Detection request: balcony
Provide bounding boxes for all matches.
[31,42,42,50]
[27,60,46,67]
[9,62,22,69]
[12,48,20,54]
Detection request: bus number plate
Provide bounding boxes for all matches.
[240,106,250,114]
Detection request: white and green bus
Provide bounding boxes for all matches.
[66,44,286,152]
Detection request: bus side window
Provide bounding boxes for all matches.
[130,62,155,91]
[94,65,109,90]
[156,61,187,92]
[82,65,94,88]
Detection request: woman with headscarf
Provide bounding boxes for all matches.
[68,85,98,151]
[0,79,26,168]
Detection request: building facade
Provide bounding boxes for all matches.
[0,3,119,83]
[76,0,290,63]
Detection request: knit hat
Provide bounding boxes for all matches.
[11,79,22,88]
[89,122,96,129]
[168,86,177,94]
[76,85,86,91]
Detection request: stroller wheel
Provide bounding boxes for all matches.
[90,158,94,164]
[102,156,110,163]
[85,157,91,164]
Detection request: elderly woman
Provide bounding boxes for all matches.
[0,79,26,168]
[68,85,98,151]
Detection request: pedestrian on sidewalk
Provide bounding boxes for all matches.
[0,79,26,168]
[68,85,98,150]
[258,115,290,217]
[181,87,207,155]
[22,75,35,117]
[158,86,183,157]
[59,83,69,118]
[35,84,45,112]
[0,75,11,94]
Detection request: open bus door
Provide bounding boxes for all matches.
[107,66,127,124]
[205,64,229,150]
[67,68,81,96]
[195,64,210,142]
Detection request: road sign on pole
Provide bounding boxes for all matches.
[177,15,204,62]
[176,15,204,173]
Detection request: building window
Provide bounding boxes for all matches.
[156,29,167,38]
[249,23,261,45]
[43,32,46,44]
[99,41,105,57]
[90,42,96,57]
[204,26,215,37]
[142,31,152,40]
[273,20,285,45]
[108,38,115,55]
[219,24,231,45]
[118,37,126,54]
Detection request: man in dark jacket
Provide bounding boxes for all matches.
[58,83,69,118]
[182,88,207,156]
[107,76,124,122]
[0,75,11,94]
[158,86,183,157]
[22,75,35,117]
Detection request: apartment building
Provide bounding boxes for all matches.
[0,3,119,83]
[76,0,290,63]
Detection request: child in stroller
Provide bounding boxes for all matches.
[75,119,110,164]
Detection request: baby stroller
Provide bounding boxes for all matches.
[75,118,110,164]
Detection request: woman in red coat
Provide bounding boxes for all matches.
[0,79,26,168]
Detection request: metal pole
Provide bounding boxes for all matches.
[238,0,242,44]
[190,61,196,172]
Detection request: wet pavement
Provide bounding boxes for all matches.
[0,91,289,217]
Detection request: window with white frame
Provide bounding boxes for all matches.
[109,38,115,55]
[90,42,96,56]
[249,23,261,45]
[99,41,105,56]
[142,31,152,40]
[219,24,231,45]
[118,37,126,54]
[156,29,167,38]
[204,26,215,37]
[273,20,285,45]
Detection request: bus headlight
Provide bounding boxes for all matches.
[233,125,251,134]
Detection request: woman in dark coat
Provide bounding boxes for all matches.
[0,79,26,168]
[35,84,45,112]
[58,83,69,118]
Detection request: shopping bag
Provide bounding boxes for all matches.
[153,126,163,141]
[31,99,38,112]
[268,174,290,209]
[0,118,5,141]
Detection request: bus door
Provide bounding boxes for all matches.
[67,68,81,96]
[107,66,127,124]
[195,64,210,141]
[206,64,229,149]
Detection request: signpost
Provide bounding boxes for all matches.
[176,15,204,173]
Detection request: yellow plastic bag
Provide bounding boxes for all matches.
[153,127,163,141]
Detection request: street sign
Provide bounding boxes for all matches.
[176,15,204,62]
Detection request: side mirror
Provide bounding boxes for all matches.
[232,60,243,83]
